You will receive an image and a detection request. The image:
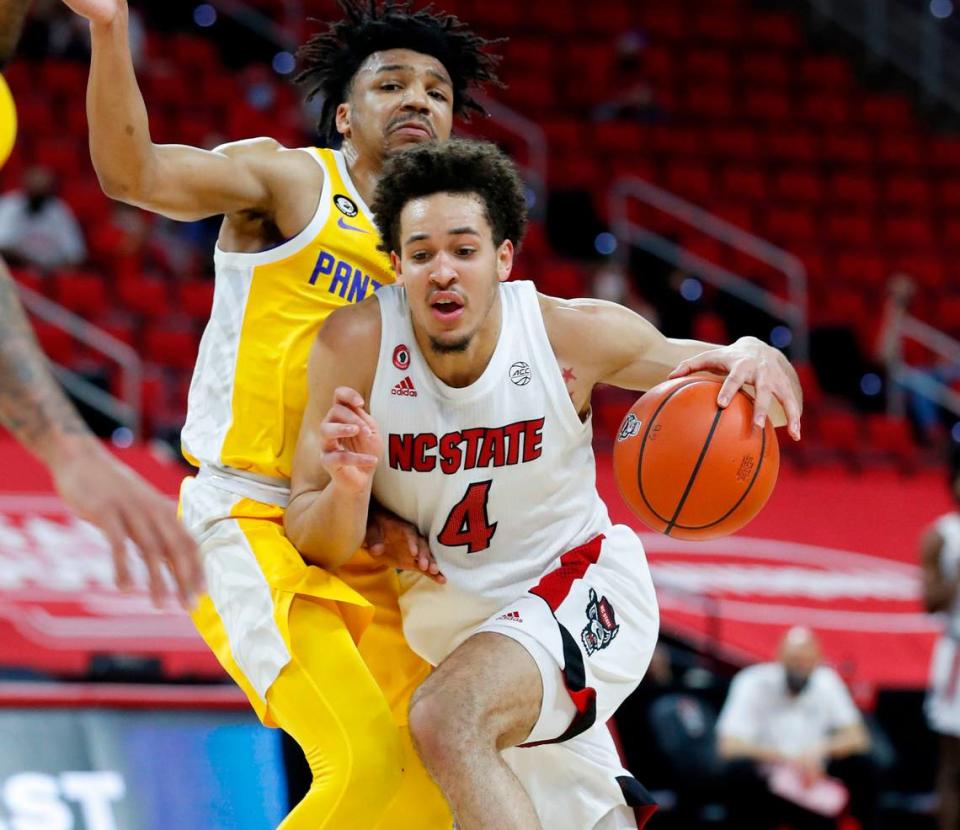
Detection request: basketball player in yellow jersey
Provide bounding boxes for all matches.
[63,0,500,825]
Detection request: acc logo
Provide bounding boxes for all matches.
[582,588,619,655]
[617,413,641,441]
[509,362,531,386]
[393,344,411,370]
[334,194,358,217]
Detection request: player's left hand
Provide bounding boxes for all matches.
[365,506,446,584]
[669,336,803,442]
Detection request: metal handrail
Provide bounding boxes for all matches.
[886,313,960,418]
[16,283,143,438]
[608,177,809,361]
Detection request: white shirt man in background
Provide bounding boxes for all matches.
[716,626,878,830]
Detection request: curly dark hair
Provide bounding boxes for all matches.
[295,1,502,147]
[371,138,528,254]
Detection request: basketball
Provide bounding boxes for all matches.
[613,376,779,540]
[0,75,16,171]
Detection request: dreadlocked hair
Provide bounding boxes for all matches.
[295,0,502,146]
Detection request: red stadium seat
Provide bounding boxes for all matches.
[720,165,767,201]
[825,213,875,247]
[143,325,200,371]
[749,13,803,48]
[799,55,854,89]
[704,126,761,161]
[884,174,932,206]
[859,95,913,128]
[177,281,215,321]
[876,135,924,169]
[51,271,109,318]
[800,91,851,126]
[765,129,817,163]
[817,410,862,458]
[684,49,733,80]
[772,169,823,204]
[828,173,878,206]
[882,215,935,249]
[116,277,171,318]
[664,162,714,201]
[743,89,793,123]
[31,322,74,365]
[738,53,791,86]
[821,132,873,166]
[832,251,888,289]
[865,414,917,470]
[764,207,818,243]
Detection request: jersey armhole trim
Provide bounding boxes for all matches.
[519,282,593,439]
[213,147,332,267]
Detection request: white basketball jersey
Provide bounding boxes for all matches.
[927,512,960,736]
[369,280,612,664]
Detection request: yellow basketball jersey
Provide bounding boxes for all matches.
[181,148,393,480]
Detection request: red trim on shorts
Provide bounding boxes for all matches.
[521,534,606,748]
[529,534,604,611]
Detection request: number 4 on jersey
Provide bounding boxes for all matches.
[438,480,497,553]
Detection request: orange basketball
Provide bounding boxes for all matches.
[613,376,779,540]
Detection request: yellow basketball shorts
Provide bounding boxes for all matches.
[179,475,451,830]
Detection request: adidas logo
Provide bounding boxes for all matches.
[496,610,523,623]
[391,376,417,397]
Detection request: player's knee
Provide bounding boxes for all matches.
[408,679,485,768]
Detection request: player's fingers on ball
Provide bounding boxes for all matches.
[668,359,692,379]
[751,384,773,429]
[717,370,745,407]
[781,387,803,440]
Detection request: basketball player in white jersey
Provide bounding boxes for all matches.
[921,446,960,830]
[287,139,803,830]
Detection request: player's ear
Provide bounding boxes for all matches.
[496,239,514,283]
[391,250,403,284]
[335,102,352,138]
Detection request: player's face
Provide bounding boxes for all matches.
[336,49,455,158]
[392,192,513,355]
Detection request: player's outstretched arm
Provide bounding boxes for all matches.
[286,304,383,570]
[542,295,802,440]
[64,0,319,224]
[0,259,203,606]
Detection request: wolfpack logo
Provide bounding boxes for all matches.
[581,588,619,656]
[393,344,411,370]
[334,194,358,217]
[509,362,531,386]
[618,413,641,442]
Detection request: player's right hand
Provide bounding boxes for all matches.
[60,0,120,25]
[319,386,383,494]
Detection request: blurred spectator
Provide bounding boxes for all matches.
[0,166,86,270]
[591,30,662,123]
[920,445,960,830]
[874,273,960,444]
[716,627,878,830]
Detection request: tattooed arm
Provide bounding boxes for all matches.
[0,259,203,606]
[0,0,32,67]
